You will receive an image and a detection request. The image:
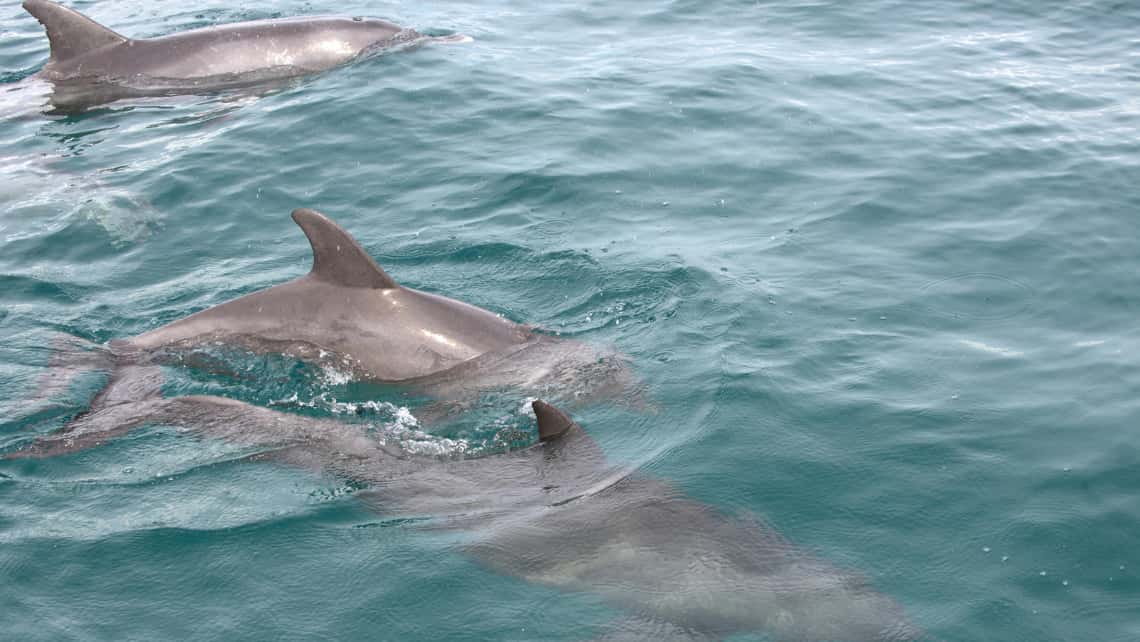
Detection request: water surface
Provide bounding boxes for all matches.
[2,1,1139,640]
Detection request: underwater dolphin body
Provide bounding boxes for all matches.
[21,0,463,110]
[405,403,927,642]
[7,398,926,641]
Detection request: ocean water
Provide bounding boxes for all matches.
[2,0,1139,640]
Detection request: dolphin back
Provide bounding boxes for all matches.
[23,0,126,65]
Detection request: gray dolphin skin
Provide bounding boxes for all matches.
[72,208,637,412]
[127,208,529,382]
[22,0,451,110]
[8,398,927,641]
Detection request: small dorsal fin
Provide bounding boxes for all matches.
[533,400,576,442]
[23,0,127,65]
[291,208,399,289]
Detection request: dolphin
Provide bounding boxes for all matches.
[38,208,637,423]
[5,397,929,641]
[396,402,928,641]
[125,208,530,382]
[21,0,464,111]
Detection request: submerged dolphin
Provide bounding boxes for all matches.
[21,0,463,110]
[7,398,928,641]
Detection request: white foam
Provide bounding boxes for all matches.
[958,339,1024,358]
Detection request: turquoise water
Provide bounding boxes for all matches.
[2,0,1139,639]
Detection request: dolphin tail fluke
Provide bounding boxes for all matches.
[17,333,111,417]
[4,362,165,460]
[22,0,127,66]
[9,333,125,435]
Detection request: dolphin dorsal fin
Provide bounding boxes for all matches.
[23,0,127,65]
[533,400,576,442]
[291,208,399,289]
